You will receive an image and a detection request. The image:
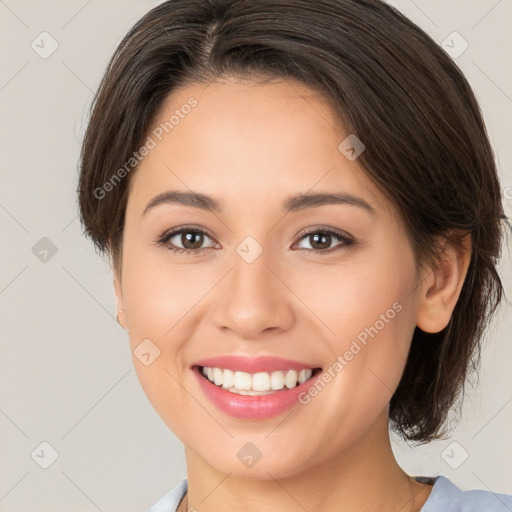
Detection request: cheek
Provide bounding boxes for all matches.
[120,243,221,426]
[121,243,200,336]
[132,361,189,439]
[295,250,416,346]
[301,245,418,404]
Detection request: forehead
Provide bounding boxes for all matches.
[128,76,391,217]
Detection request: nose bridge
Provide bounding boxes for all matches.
[211,238,295,337]
[232,240,274,300]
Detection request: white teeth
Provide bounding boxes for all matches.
[285,370,298,389]
[270,371,285,390]
[252,372,270,391]
[200,366,314,394]
[213,367,223,386]
[298,369,308,384]
[234,371,252,390]
[223,369,234,388]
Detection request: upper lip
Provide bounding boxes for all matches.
[192,355,320,373]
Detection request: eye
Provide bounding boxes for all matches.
[154,226,355,256]
[155,226,217,255]
[293,228,355,254]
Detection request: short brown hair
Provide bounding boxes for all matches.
[77,0,508,442]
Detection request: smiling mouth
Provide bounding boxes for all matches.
[196,365,323,396]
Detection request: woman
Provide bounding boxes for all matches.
[77,0,511,510]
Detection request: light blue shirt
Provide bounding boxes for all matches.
[146,475,512,511]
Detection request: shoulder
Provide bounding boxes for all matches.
[420,475,512,511]
[145,478,188,512]
[145,475,512,512]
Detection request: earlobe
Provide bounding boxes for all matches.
[416,233,472,334]
[115,309,128,331]
[113,271,129,332]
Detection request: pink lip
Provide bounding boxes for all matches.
[192,355,318,373]
[191,356,322,420]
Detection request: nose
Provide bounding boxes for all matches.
[210,246,296,340]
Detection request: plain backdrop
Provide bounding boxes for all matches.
[0,1,511,511]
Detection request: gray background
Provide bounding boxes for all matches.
[0,0,511,511]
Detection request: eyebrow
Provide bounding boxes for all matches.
[142,190,376,216]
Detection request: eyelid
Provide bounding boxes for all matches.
[294,225,354,243]
[156,224,215,241]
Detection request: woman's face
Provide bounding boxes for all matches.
[114,76,425,478]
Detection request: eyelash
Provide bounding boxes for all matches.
[154,225,355,256]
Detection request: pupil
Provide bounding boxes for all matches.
[183,231,203,249]
[311,233,330,250]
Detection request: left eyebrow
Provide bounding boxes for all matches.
[283,192,376,216]
[142,190,377,216]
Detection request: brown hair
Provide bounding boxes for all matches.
[77,0,508,442]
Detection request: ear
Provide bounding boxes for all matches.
[113,269,128,331]
[416,232,472,333]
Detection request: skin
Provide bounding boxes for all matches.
[113,76,471,512]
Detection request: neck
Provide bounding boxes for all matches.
[182,410,433,512]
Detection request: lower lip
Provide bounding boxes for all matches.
[192,366,322,419]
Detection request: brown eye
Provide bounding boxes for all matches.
[306,233,332,250]
[178,231,205,250]
[295,229,354,253]
[156,227,216,254]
